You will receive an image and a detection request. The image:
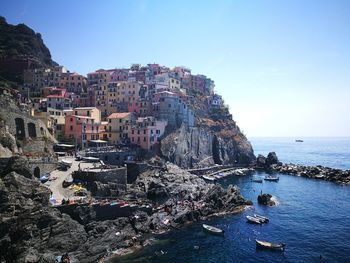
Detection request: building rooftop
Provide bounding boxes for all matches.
[74,107,97,110]
[107,112,131,119]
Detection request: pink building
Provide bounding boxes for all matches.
[127,116,167,150]
[64,107,105,149]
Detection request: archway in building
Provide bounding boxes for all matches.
[34,167,40,178]
[28,123,37,138]
[15,118,25,140]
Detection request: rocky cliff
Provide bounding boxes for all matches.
[0,157,251,262]
[161,123,255,169]
[0,16,57,85]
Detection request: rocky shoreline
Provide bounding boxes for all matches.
[0,157,251,263]
[256,152,350,185]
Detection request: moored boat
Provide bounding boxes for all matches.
[82,156,100,162]
[202,224,224,235]
[202,175,216,182]
[264,176,279,182]
[246,215,262,224]
[254,214,269,223]
[295,139,304,142]
[256,239,286,251]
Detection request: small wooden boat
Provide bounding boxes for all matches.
[251,179,263,183]
[295,139,304,142]
[256,239,286,251]
[202,175,216,182]
[202,224,224,235]
[254,214,269,223]
[246,215,262,224]
[264,176,279,182]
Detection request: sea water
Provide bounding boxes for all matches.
[114,137,350,262]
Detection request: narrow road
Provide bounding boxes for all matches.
[45,156,94,204]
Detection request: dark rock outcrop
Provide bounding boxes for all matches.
[269,163,350,185]
[257,193,275,206]
[0,157,251,262]
[0,16,57,85]
[161,125,255,169]
[266,152,279,166]
[256,152,280,168]
[256,152,350,185]
[130,163,252,229]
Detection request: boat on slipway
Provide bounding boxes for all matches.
[256,239,286,251]
[202,224,224,235]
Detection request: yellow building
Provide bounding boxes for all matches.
[106,112,133,145]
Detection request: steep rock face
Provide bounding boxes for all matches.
[161,125,255,169]
[0,16,57,85]
[0,157,87,263]
[161,125,214,168]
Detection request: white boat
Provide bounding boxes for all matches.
[202,224,224,235]
[256,239,286,251]
[82,156,100,162]
[246,215,263,224]
[202,175,216,182]
[254,214,269,223]
[264,176,279,182]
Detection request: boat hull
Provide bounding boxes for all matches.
[202,224,224,235]
[256,240,285,251]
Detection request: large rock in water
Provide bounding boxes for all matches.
[161,125,255,169]
[266,152,279,166]
[257,193,276,206]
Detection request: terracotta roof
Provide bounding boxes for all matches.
[107,112,131,119]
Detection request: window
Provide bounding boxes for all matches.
[70,125,73,131]
[137,130,140,134]
[70,117,73,122]
[87,110,90,116]
[168,104,171,108]
[156,130,160,134]
[132,130,134,134]
[137,137,140,142]
[143,130,146,134]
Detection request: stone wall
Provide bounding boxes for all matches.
[26,156,58,176]
[0,94,56,153]
[56,203,152,224]
[0,156,57,177]
[72,167,127,186]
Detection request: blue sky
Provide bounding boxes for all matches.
[1,0,349,137]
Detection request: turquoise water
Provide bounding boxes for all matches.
[114,138,350,262]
